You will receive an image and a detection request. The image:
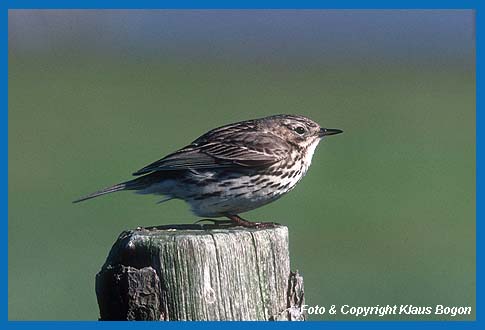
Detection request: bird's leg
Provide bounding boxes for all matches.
[226,214,279,228]
[194,218,234,226]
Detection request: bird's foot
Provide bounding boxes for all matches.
[194,218,234,226]
[226,215,280,228]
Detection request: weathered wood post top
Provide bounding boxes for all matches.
[96,224,305,321]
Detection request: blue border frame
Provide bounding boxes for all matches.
[0,0,481,9]
[3,1,480,329]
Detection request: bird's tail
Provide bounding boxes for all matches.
[72,182,128,203]
[73,171,170,203]
[73,173,155,203]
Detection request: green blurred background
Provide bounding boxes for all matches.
[8,10,475,320]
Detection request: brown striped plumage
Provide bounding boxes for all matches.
[74,114,342,227]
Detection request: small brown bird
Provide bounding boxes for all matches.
[74,114,342,227]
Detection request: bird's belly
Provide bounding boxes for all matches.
[186,189,281,217]
[138,164,308,218]
[185,170,305,217]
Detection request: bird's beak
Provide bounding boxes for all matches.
[319,128,343,137]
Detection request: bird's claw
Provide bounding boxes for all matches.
[194,218,280,229]
[194,218,235,226]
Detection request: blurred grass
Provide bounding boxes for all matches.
[8,54,475,320]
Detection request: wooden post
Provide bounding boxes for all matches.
[95,224,305,321]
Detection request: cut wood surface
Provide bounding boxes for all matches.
[96,224,305,321]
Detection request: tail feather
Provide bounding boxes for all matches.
[73,171,170,203]
[73,182,127,203]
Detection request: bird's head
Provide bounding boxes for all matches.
[261,114,343,148]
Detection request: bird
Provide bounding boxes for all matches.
[73,114,342,227]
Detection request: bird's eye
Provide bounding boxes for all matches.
[294,126,305,135]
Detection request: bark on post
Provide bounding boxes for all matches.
[95,224,305,321]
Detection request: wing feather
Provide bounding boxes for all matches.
[133,130,290,175]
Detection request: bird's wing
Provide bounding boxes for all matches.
[132,149,232,175]
[132,132,290,175]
